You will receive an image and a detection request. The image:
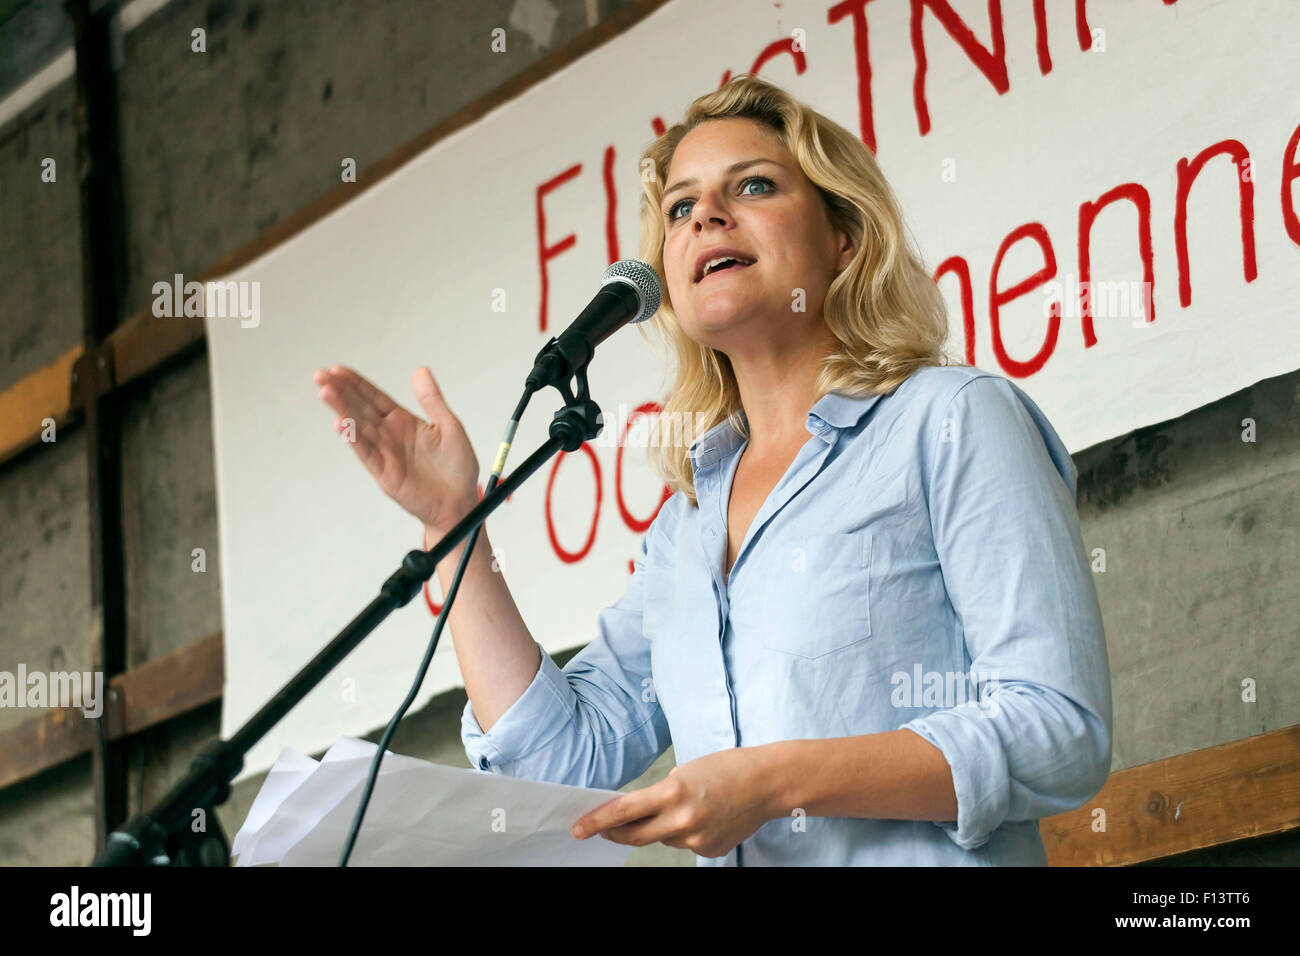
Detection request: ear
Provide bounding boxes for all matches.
[834,227,856,273]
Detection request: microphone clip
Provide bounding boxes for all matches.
[527,337,603,452]
[525,330,595,393]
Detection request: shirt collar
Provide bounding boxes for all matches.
[687,389,885,473]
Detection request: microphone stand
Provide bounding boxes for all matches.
[90,353,604,866]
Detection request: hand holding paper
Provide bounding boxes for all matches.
[232,737,633,866]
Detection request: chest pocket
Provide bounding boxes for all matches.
[760,531,872,659]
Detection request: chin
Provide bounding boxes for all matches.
[680,313,750,348]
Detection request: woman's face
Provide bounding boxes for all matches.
[660,117,853,356]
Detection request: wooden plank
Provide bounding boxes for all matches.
[1042,724,1300,865]
[0,633,223,790]
[109,314,205,388]
[69,0,133,847]
[0,0,674,466]
[0,703,96,790]
[0,346,82,467]
[114,631,223,737]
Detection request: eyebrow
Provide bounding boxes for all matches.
[662,158,784,205]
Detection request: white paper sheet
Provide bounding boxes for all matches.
[231,738,633,866]
[228,746,318,864]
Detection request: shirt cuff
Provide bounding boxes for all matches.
[461,642,577,772]
[902,710,1009,851]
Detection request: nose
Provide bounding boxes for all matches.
[688,188,731,231]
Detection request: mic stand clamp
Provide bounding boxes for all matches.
[545,357,603,453]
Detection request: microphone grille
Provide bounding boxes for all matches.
[602,259,662,323]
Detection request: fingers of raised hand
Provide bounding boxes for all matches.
[412,367,451,424]
[331,365,397,416]
[322,389,381,441]
[315,366,387,429]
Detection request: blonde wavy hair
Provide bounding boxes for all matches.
[636,74,958,507]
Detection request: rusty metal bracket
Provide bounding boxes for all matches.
[70,342,116,408]
[102,683,127,742]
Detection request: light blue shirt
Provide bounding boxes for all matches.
[461,364,1113,866]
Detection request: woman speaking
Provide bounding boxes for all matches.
[312,74,1112,866]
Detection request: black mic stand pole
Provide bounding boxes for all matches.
[91,358,604,866]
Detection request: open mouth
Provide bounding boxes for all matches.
[697,257,755,283]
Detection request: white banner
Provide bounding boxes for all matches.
[204,0,1300,780]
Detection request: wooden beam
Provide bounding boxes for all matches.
[67,0,133,848]
[0,699,93,790]
[112,630,223,738]
[0,633,222,791]
[1041,724,1300,865]
[0,346,81,467]
[107,313,205,390]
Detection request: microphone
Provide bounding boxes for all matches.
[526,259,662,390]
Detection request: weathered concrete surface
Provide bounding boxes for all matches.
[112,0,614,323]
[0,73,83,393]
[0,430,92,736]
[1075,369,1300,769]
[0,754,95,866]
[120,354,222,666]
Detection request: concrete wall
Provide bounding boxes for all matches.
[0,0,1294,867]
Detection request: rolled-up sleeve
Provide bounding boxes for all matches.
[902,374,1113,851]
[461,517,673,792]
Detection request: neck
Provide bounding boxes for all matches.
[727,321,834,458]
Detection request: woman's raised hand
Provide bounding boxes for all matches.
[313,365,480,535]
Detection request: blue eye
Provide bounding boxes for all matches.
[667,176,774,222]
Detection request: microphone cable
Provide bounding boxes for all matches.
[339,384,534,867]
